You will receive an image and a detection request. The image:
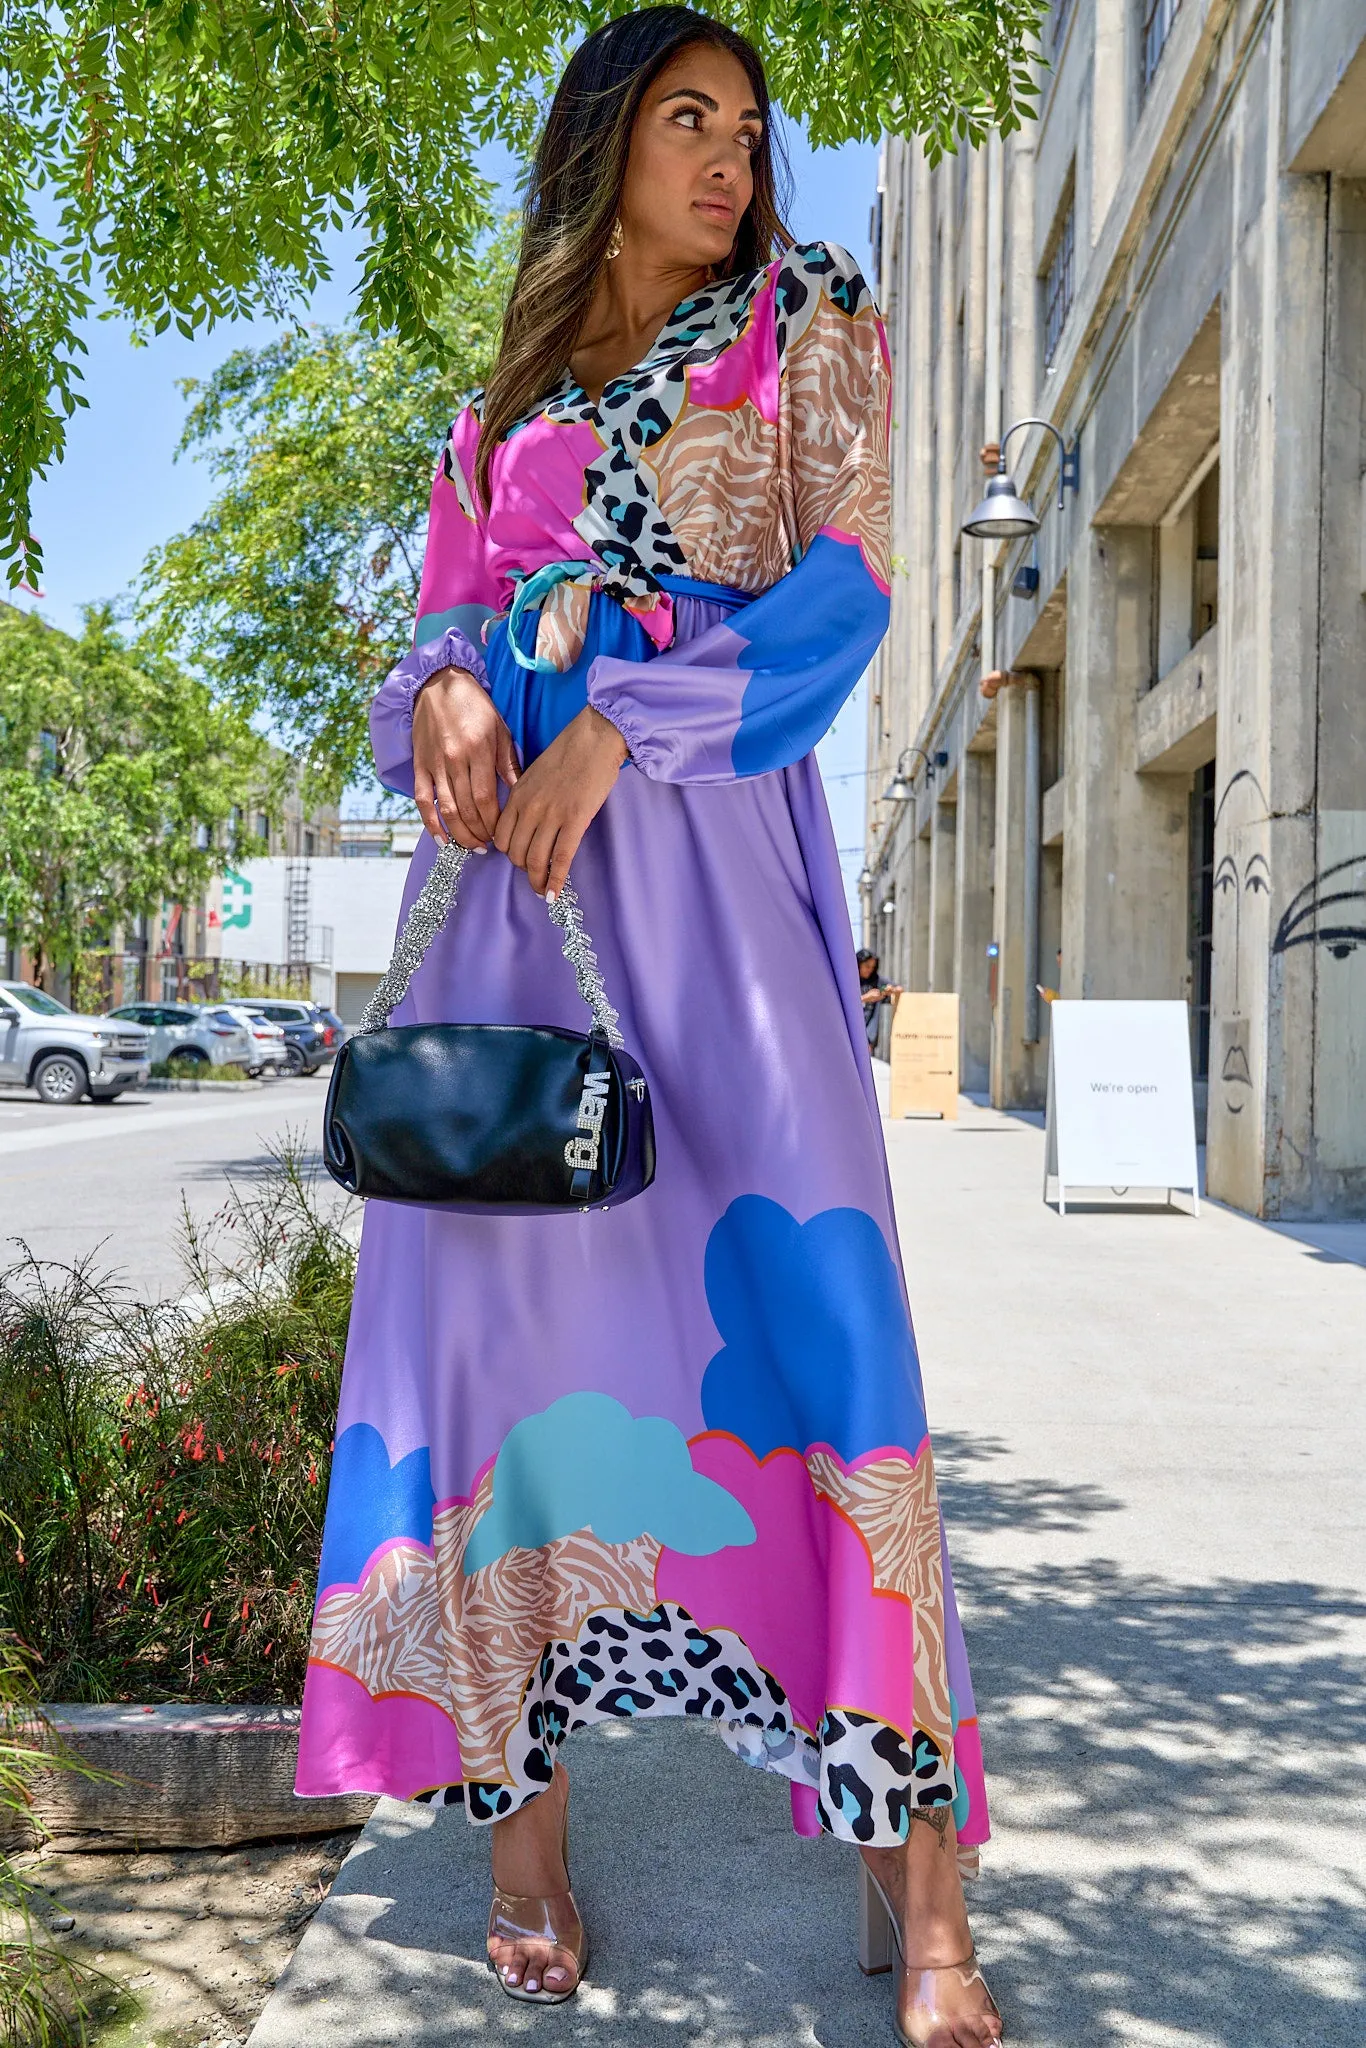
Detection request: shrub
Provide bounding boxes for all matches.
[149,1059,252,1082]
[0,1145,354,1703]
[0,1632,107,2044]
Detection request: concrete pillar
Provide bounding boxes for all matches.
[909,828,932,991]
[928,799,957,991]
[1090,0,1128,252]
[954,750,996,1092]
[1206,76,1366,1215]
[906,145,935,736]
[990,683,1047,1108]
[1003,123,1038,437]
[1059,530,1190,1016]
[933,174,958,671]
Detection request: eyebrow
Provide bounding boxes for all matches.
[659,87,762,120]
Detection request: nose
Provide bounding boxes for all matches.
[706,143,747,186]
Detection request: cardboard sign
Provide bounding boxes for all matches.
[889,992,960,1120]
[1044,1000,1199,1214]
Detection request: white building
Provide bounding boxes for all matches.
[209,855,411,1024]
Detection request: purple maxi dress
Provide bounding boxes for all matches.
[296,242,989,1853]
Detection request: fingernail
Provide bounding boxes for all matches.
[545,889,557,904]
[475,845,488,854]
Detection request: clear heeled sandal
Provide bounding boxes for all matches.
[487,1771,589,2005]
[859,1859,1004,2046]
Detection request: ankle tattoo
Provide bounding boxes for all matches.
[908,1804,952,1851]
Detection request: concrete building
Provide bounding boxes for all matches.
[864,0,1366,1219]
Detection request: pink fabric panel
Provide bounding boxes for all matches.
[295,1662,464,1801]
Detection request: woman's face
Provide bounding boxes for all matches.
[618,42,761,272]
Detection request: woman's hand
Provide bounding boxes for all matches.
[493,706,629,900]
[412,666,522,850]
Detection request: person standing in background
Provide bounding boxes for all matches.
[858,948,901,1053]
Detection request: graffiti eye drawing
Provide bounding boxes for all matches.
[1214,857,1239,897]
[1244,855,1270,897]
[1272,855,1366,962]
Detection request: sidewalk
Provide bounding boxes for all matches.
[249,1095,1366,2047]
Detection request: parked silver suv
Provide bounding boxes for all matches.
[0,982,151,1104]
[105,1001,256,1072]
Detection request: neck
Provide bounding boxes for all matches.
[578,247,711,351]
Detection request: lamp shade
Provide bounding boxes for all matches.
[962,470,1040,540]
[882,772,915,803]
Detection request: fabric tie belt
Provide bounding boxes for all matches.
[505,560,753,672]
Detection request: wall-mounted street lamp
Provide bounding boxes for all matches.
[962,417,1080,541]
[881,746,949,804]
[882,746,928,804]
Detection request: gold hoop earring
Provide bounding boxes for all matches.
[606,218,624,261]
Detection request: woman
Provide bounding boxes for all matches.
[298,11,1001,2043]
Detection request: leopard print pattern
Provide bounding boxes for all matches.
[411,1598,955,1844]
[469,245,879,610]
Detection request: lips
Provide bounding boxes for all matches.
[695,200,736,225]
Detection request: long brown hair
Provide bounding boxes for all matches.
[475,6,792,508]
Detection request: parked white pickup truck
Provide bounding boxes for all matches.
[0,981,151,1104]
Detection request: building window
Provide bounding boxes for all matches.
[1141,0,1182,98]
[255,812,270,844]
[1042,187,1075,369]
[194,822,211,851]
[1192,463,1219,639]
[304,828,317,858]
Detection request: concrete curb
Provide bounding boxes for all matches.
[143,1077,266,1092]
[16,1703,374,1851]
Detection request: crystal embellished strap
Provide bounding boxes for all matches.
[356,836,624,1046]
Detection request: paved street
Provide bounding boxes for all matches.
[0,1079,328,1297]
[247,1088,1366,2048]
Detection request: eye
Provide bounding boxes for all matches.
[738,129,761,152]
[671,106,705,130]
[1245,870,1270,895]
[1214,868,1237,895]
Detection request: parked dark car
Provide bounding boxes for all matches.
[242,999,342,1076]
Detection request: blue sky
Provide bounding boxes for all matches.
[21,124,877,907]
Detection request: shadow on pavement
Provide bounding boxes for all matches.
[254,1443,1365,2047]
[936,1434,1366,2046]
[180,1146,327,1184]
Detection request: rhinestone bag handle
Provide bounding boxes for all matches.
[356,837,624,1047]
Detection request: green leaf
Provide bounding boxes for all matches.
[1,0,1044,583]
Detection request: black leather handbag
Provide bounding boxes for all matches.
[323,839,656,1214]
